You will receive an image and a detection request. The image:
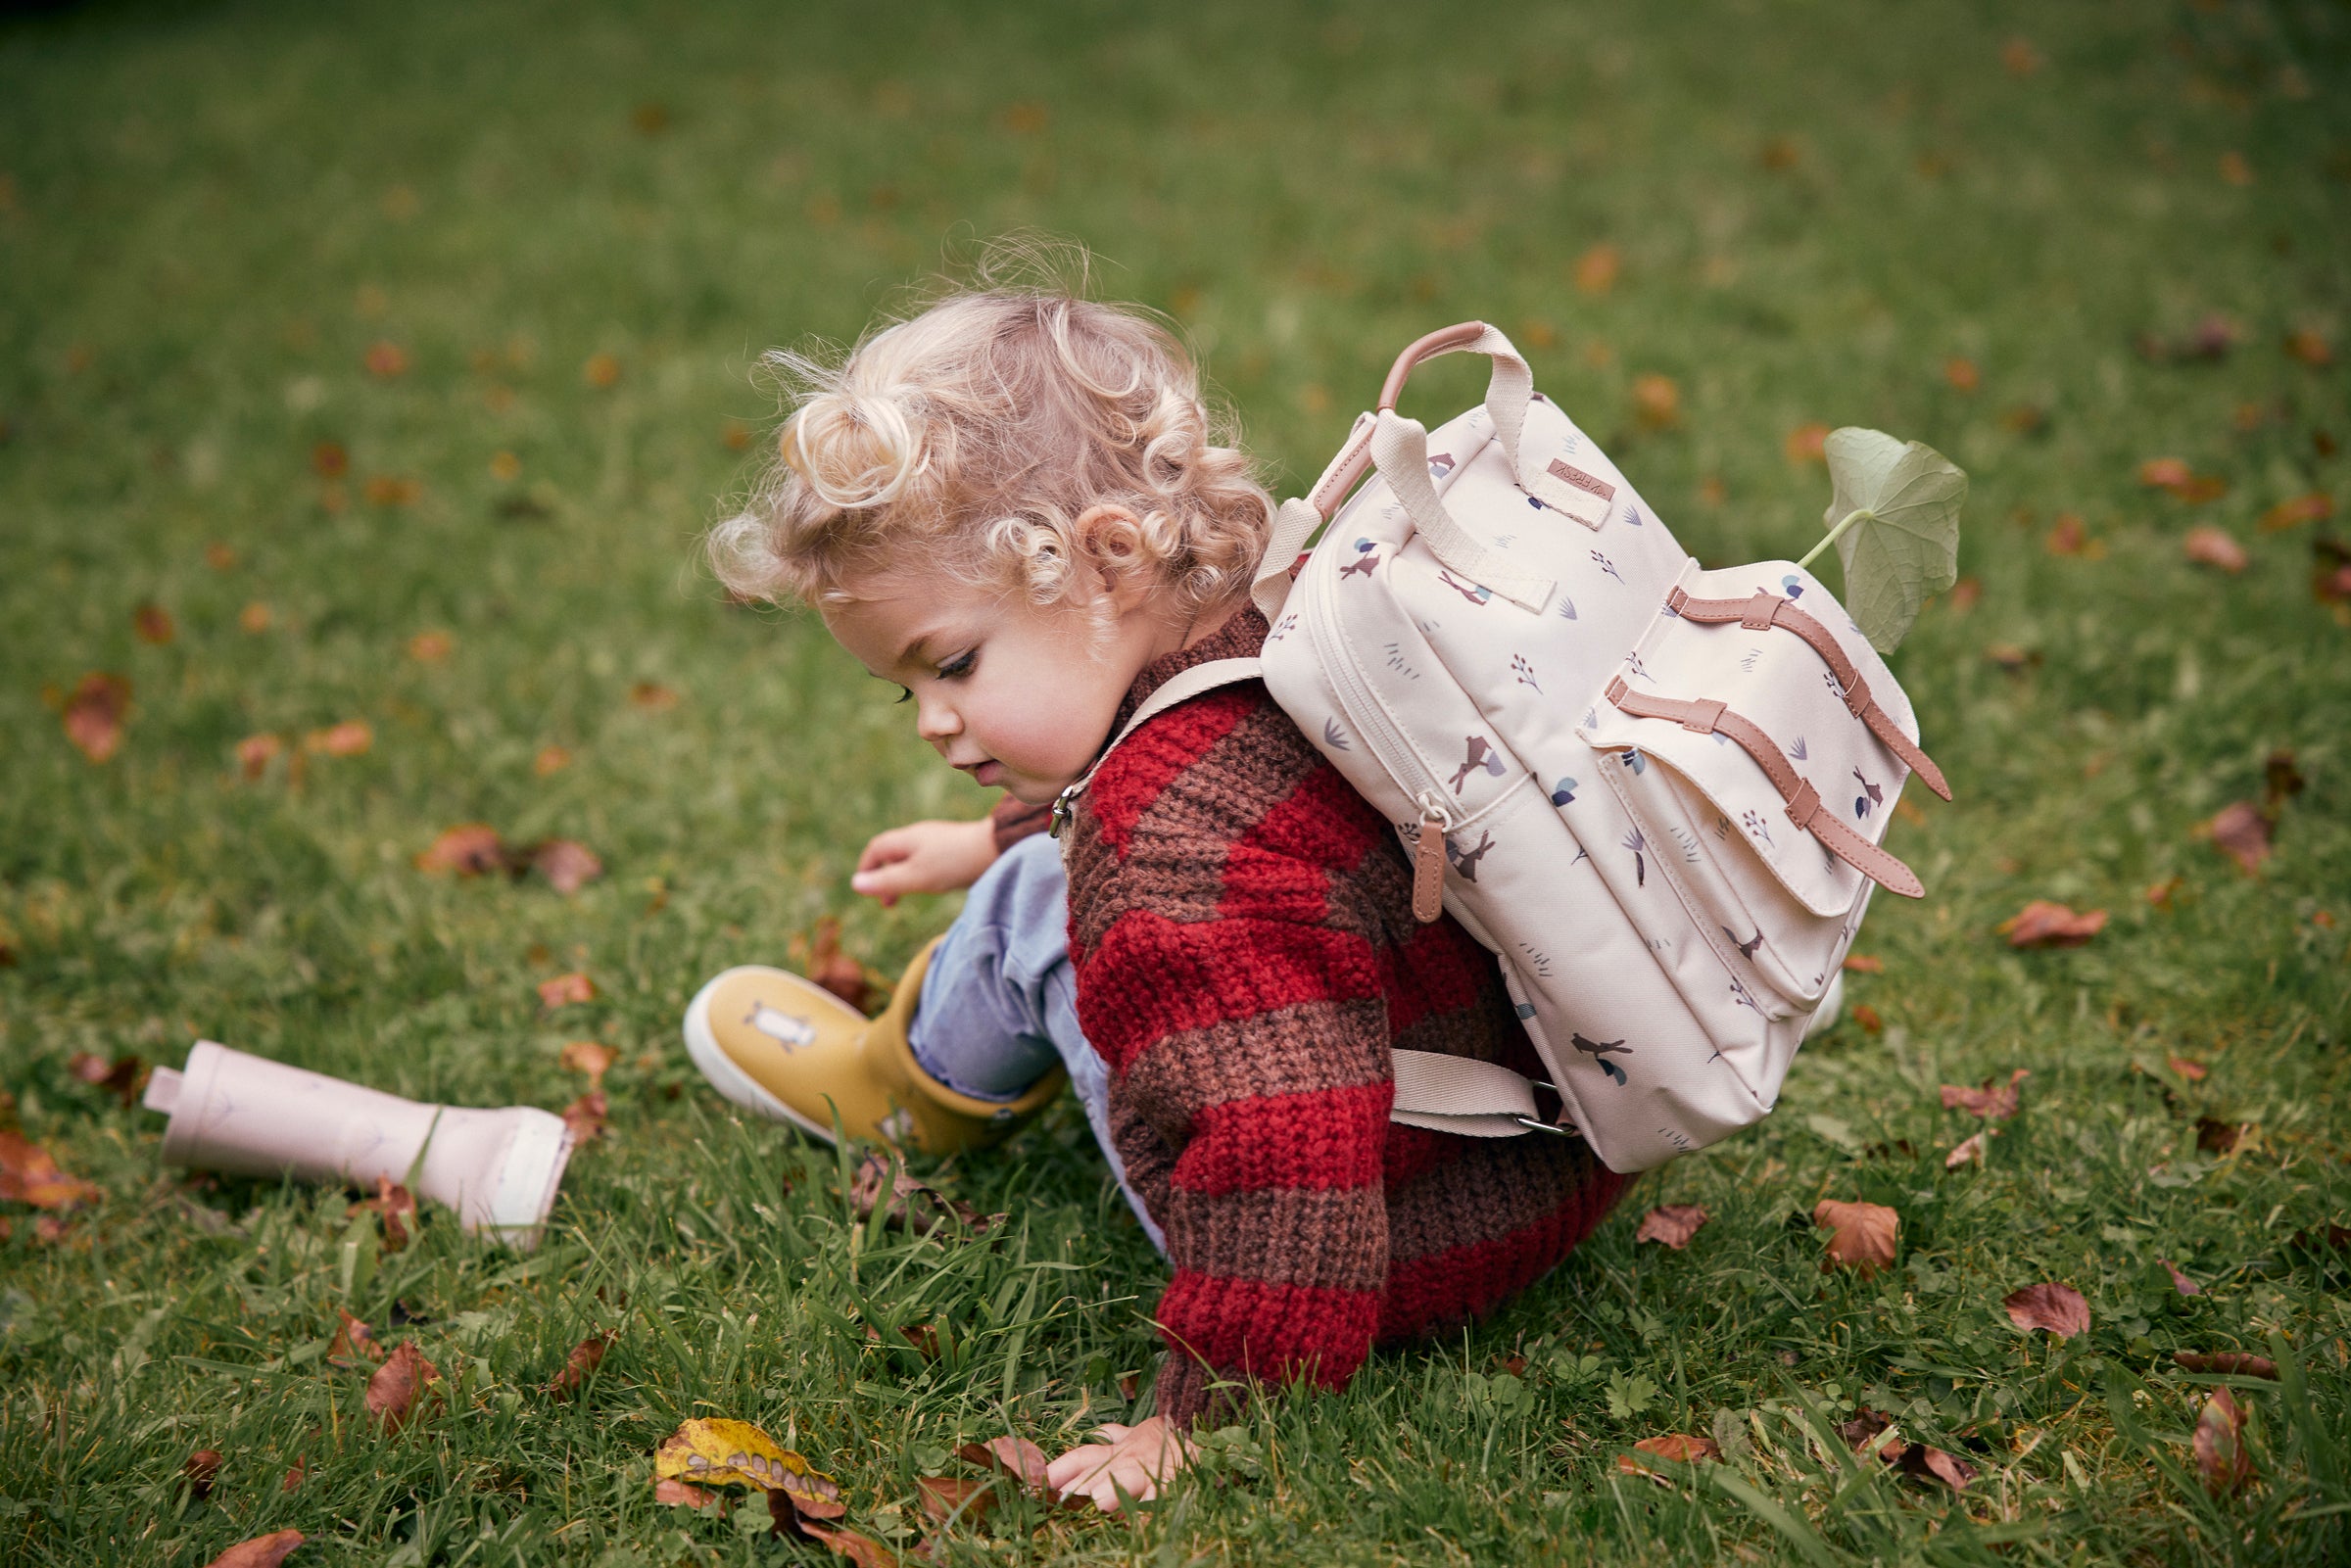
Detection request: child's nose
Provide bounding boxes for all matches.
[913,694,960,743]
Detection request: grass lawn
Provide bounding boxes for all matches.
[4,0,2349,1562]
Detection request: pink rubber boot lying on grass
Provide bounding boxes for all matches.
[144,1040,573,1250]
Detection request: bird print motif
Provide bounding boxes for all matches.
[1571,1031,1634,1086]
[1549,776,1578,806]
[1851,769,1883,819]
[1722,926,1764,960]
[1338,539,1380,580]
[1320,717,1349,751]
[1449,735,1507,792]
[1621,828,1648,886]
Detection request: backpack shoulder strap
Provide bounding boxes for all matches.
[1047,657,1263,837]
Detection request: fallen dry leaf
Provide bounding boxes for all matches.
[2176,1351,2277,1379]
[2145,875,2184,910]
[584,353,622,389]
[2000,35,2039,73]
[1813,1199,1898,1277]
[417,825,508,877]
[353,1175,417,1253]
[560,1090,608,1143]
[63,672,130,762]
[2003,1282,2090,1340]
[628,681,678,711]
[916,1475,996,1526]
[1839,1407,1895,1453]
[69,1052,146,1109]
[538,972,596,1010]
[0,1130,102,1210]
[546,1329,618,1398]
[185,1448,223,1501]
[328,1307,383,1366]
[653,1477,718,1508]
[2183,527,2249,574]
[2192,1386,2253,1495]
[236,733,284,782]
[1945,1131,1989,1168]
[806,917,872,1012]
[900,1322,941,1359]
[851,1152,1001,1238]
[2195,1117,2244,1155]
[1998,901,2107,948]
[2262,493,2332,533]
[1941,1069,2029,1121]
[655,1416,844,1516]
[303,721,371,757]
[2205,801,2271,874]
[1894,1443,1978,1492]
[2284,328,2332,367]
[365,1341,440,1431]
[2155,1260,2202,1302]
[1618,1432,1720,1477]
[530,838,604,896]
[134,602,175,644]
[203,1531,305,1568]
[2138,456,2192,491]
[1634,1205,1709,1250]
[1631,374,1680,430]
[958,1436,1057,1500]
[2167,1055,2208,1082]
[364,341,408,378]
[1842,954,1884,974]
[280,1456,306,1493]
[240,602,272,634]
[2045,513,2087,556]
[559,1040,618,1086]
[1943,356,1980,394]
[1573,243,1620,296]
[407,630,453,663]
[206,542,238,569]
[796,1521,899,1568]
[533,744,573,776]
[1850,1003,1884,1033]
[311,441,348,478]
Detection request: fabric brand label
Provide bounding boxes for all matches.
[1548,459,1616,502]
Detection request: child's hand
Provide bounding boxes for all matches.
[1042,1417,1194,1512]
[850,818,999,907]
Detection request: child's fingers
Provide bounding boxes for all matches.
[855,831,915,873]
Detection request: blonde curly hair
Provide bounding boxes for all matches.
[709,265,1273,622]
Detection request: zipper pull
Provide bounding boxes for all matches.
[1412,793,1449,924]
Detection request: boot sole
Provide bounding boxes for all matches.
[681,969,842,1145]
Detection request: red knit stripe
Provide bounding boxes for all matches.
[1377,917,1496,1036]
[1172,1082,1393,1195]
[1080,911,1379,1071]
[1233,760,1385,877]
[1158,1272,1378,1390]
[1374,1171,1629,1343]
[1086,687,1260,857]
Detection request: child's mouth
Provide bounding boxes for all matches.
[962,760,1004,785]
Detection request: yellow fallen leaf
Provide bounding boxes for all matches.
[653,1417,844,1518]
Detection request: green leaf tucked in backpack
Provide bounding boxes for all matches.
[1811,428,1967,654]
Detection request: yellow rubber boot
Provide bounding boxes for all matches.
[681,938,1065,1154]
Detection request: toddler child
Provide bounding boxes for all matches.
[685,278,1629,1509]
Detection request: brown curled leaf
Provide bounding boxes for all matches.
[653,1477,718,1508]
[202,1531,306,1568]
[559,1090,608,1143]
[1634,1205,1709,1250]
[63,672,131,763]
[2192,1386,2253,1495]
[2157,1258,2203,1297]
[1997,900,2107,948]
[1894,1443,1977,1492]
[2176,1351,2278,1380]
[327,1307,383,1366]
[184,1448,223,1501]
[546,1329,619,1398]
[958,1436,1057,1500]
[916,1474,996,1525]
[1941,1069,2029,1120]
[2003,1282,2090,1340]
[0,1130,102,1210]
[1813,1199,1898,1277]
[364,1340,440,1431]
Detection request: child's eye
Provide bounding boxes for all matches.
[893,687,913,704]
[936,650,976,680]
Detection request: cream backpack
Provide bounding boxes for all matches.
[1062,323,1949,1173]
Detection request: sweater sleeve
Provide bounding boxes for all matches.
[987,792,1052,856]
[1069,763,1396,1430]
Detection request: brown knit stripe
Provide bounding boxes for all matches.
[1389,991,1514,1064]
[1159,1187,1390,1293]
[1384,1135,1607,1266]
[1118,999,1392,1136]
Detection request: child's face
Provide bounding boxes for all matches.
[823,569,1178,805]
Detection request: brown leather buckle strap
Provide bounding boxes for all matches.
[1605,678,1926,899]
[1664,587,1951,801]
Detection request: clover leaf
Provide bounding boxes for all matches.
[1797,427,1967,654]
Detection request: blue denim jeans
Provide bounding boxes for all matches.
[906,832,1166,1254]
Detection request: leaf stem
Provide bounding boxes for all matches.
[1797,508,1869,573]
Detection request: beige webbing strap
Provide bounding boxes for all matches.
[1388,1049,1555,1139]
[1666,587,1951,800]
[1605,679,1926,898]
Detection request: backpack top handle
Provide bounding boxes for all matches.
[1378,322,1493,412]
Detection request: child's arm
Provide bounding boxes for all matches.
[847,818,998,906]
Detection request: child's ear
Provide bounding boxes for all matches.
[1073,503,1154,610]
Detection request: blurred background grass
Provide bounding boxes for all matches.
[2,2,2348,1564]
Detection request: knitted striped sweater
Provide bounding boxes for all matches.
[1057,609,1630,1428]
